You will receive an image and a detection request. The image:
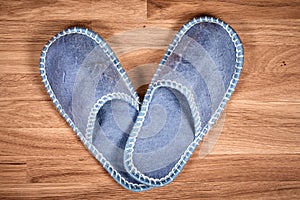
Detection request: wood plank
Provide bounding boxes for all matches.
[147,0,300,20]
[184,154,300,182]
[0,45,299,74]
[1,20,299,46]
[22,154,300,184]
[0,100,298,128]
[0,155,299,198]
[0,181,299,199]
[0,44,299,102]
[0,20,299,74]
[0,40,299,74]
[0,0,146,22]
[143,19,300,46]
[0,71,299,102]
[0,125,299,157]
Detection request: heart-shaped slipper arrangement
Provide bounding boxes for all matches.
[40,16,244,192]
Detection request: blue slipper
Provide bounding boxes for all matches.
[124,16,244,187]
[40,28,151,191]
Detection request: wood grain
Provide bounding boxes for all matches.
[147,0,300,20]
[0,0,299,199]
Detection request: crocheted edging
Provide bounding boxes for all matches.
[40,27,149,192]
[85,92,140,143]
[124,16,244,187]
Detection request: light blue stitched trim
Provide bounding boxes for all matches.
[124,16,244,187]
[40,27,148,192]
[85,92,140,143]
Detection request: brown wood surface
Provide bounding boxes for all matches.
[0,0,299,199]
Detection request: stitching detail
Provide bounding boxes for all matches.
[40,27,148,191]
[124,16,244,186]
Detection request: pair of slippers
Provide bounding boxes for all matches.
[40,16,244,191]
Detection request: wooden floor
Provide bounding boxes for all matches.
[0,0,299,199]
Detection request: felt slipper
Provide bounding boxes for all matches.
[40,28,151,191]
[124,16,244,187]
